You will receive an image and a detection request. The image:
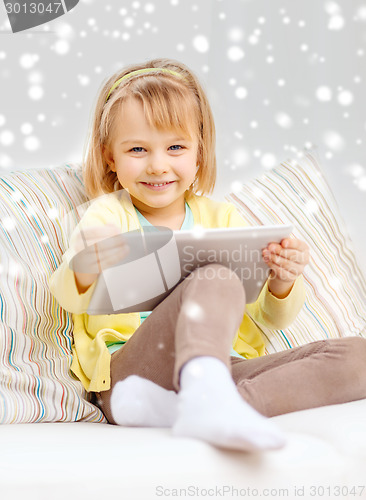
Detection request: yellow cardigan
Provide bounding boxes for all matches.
[49,190,305,392]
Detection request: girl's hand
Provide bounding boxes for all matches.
[70,224,129,293]
[71,224,129,274]
[262,238,310,299]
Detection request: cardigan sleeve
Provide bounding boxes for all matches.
[246,274,305,330]
[48,259,97,314]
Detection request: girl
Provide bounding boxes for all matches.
[49,58,366,452]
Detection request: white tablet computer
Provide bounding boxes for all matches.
[85,224,293,315]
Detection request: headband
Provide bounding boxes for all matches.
[105,68,185,102]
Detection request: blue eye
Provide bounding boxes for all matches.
[129,145,184,153]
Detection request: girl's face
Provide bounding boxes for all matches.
[103,97,199,221]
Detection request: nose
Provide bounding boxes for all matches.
[146,151,169,175]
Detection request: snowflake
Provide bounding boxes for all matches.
[337,90,354,106]
[53,40,70,55]
[0,130,14,146]
[28,86,44,100]
[275,112,293,129]
[19,54,39,69]
[306,199,319,214]
[193,35,209,53]
[183,300,205,322]
[323,130,345,151]
[316,86,333,102]
[227,46,244,61]
[24,136,40,152]
[328,15,345,30]
[235,87,247,99]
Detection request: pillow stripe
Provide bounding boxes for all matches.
[0,165,105,423]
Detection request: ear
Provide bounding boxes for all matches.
[102,145,116,172]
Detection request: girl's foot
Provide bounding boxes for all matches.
[110,375,178,427]
[172,356,286,452]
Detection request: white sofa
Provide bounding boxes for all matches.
[1,151,366,500]
[1,401,366,500]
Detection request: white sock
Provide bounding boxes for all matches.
[172,356,286,452]
[110,375,178,428]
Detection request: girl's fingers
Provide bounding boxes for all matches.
[73,225,122,253]
[268,238,309,253]
[262,238,310,282]
[264,239,310,266]
[78,225,123,246]
[263,248,301,265]
[265,253,303,274]
[281,238,309,251]
[71,240,129,273]
[272,248,309,265]
[267,261,298,281]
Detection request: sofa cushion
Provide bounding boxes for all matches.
[0,165,105,423]
[226,150,366,352]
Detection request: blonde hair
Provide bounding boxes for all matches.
[82,58,216,199]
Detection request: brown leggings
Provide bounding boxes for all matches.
[97,264,366,424]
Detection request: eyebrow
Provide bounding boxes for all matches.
[120,137,190,145]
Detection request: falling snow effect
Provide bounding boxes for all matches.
[24,136,40,151]
[227,46,245,61]
[260,154,277,169]
[3,217,16,231]
[337,90,354,106]
[316,86,333,102]
[232,148,249,167]
[19,54,39,69]
[275,113,293,129]
[183,301,205,322]
[228,27,244,42]
[323,130,345,151]
[28,86,44,100]
[0,130,14,146]
[193,35,209,53]
[306,199,319,214]
[235,87,248,99]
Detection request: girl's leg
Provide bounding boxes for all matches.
[98,263,286,450]
[98,263,246,424]
[231,336,366,417]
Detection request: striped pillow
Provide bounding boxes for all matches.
[226,151,366,352]
[0,165,105,423]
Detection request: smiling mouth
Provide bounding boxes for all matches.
[142,181,175,187]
